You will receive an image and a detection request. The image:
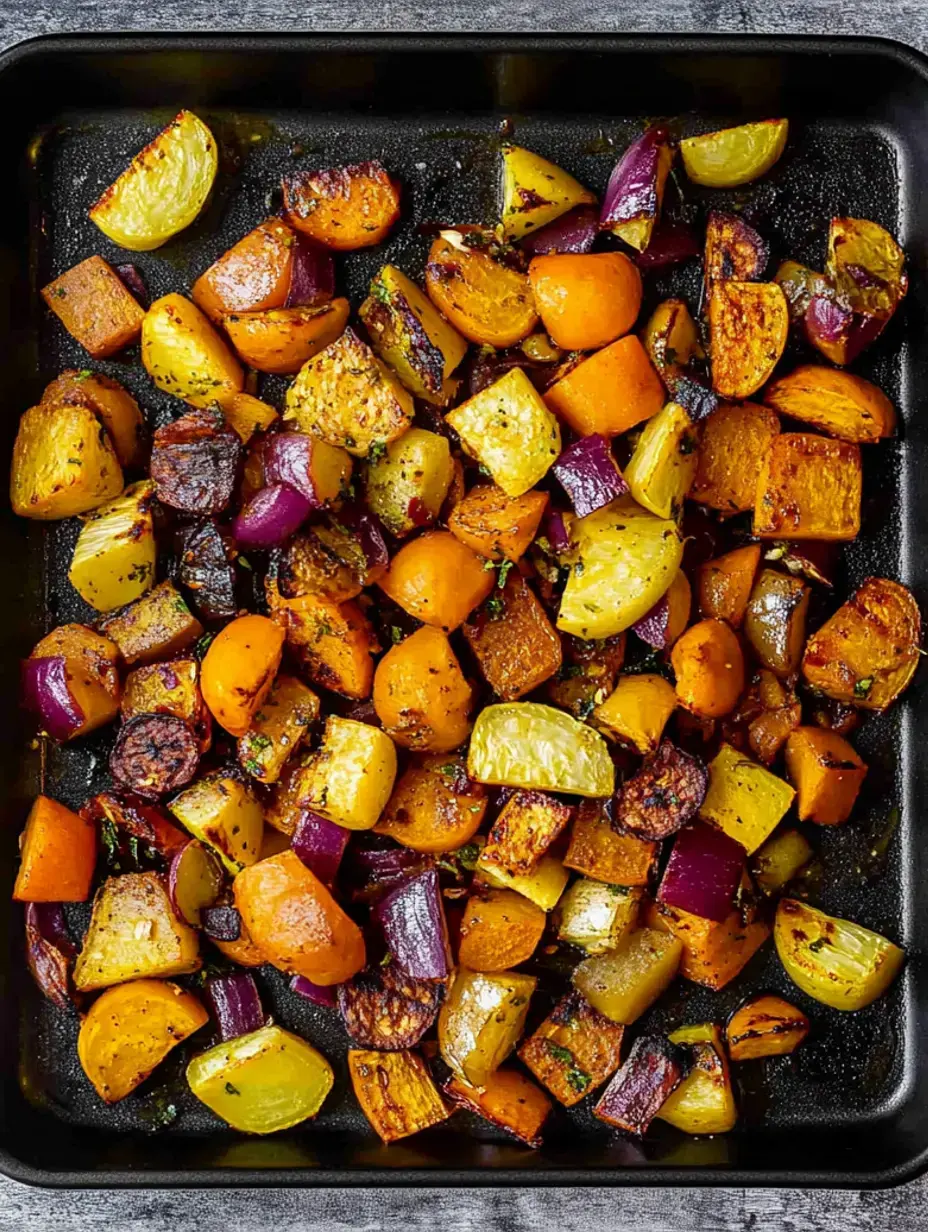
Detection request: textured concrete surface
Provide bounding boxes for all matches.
[2,1,928,1227]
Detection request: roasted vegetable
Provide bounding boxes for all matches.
[78,979,207,1103]
[624,401,698,519]
[463,572,562,701]
[375,754,486,853]
[631,571,692,651]
[599,126,674,251]
[25,624,122,741]
[774,898,904,1011]
[726,994,809,1061]
[547,631,628,719]
[564,799,658,886]
[373,626,472,753]
[657,1022,737,1135]
[784,727,867,826]
[704,211,769,292]
[424,228,538,347]
[671,619,745,719]
[378,530,494,632]
[237,674,320,783]
[519,990,625,1106]
[750,828,813,895]
[224,300,350,374]
[709,281,788,399]
[826,216,907,340]
[13,795,97,903]
[374,869,452,981]
[192,217,299,322]
[594,673,676,754]
[763,365,895,444]
[99,580,203,667]
[640,297,716,422]
[691,401,780,515]
[40,369,145,471]
[270,591,378,700]
[438,969,536,1087]
[170,772,264,874]
[41,256,145,359]
[283,161,401,250]
[445,1068,551,1148]
[646,893,771,990]
[337,965,443,1050]
[458,887,547,971]
[109,713,200,799]
[73,872,200,992]
[529,252,642,351]
[150,407,242,515]
[348,1048,449,1143]
[221,391,279,443]
[11,400,123,520]
[363,427,453,537]
[698,544,760,629]
[168,840,224,928]
[594,1034,688,1135]
[188,1024,334,1133]
[544,334,665,438]
[175,520,238,622]
[480,789,573,877]
[558,880,642,954]
[681,119,788,187]
[700,742,795,854]
[200,614,284,737]
[142,294,243,407]
[743,568,810,677]
[296,715,397,830]
[754,433,862,541]
[500,144,595,239]
[573,928,683,1024]
[447,483,548,562]
[616,741,708,841]
[68,481,155,612]
[24,903,77,1011]
[801,577,921,711]
[657,821,745,922]
[476,849,569,911]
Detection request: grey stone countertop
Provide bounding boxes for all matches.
[1,1,927,1228]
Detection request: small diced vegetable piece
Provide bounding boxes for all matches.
[743,568,810,677]
[802,578,921,711]
[624,401,698,519]
[763,365,895,444]
[726,994,809,1061]
[458,888,546,971]
[373,868,451,981]
[657,821,745,922]
[445,1068,551,1147]
[364,428,453,537]
[42,256,145,358]
[827,217,907,324]
[41,369,144,470]
[558,498,683,639]
[13,795,96,903]
[754,433,862,541]
[292,811,348,884]
[360,265,467,405]
[221,391,278,443]
[699,742,795,854]
[480,789,573,877]
[446,368,560,498]
[546,631,627,718]
[704,211,769,294]
[373,626,472,753]
[224,300,350,375]
[283,160,401,250]
[376,754,486,853]
[671,619,745,719]
[189,1024,334,1133]
[200,614,284,737]
[203,970,267,1044]
[11,401,123,520]
[519,991,624,1106]
[573,928,682,1024]
[529,252,642,351]
[425,228,538,347]
[170,773,264,874]
[27,623,121,734]
[192,217,297,321]
[558,880,642,954]
[24,903,76,1011]
[296,715,397,831]
[73,872,200,992]
[784,728,867,825]
[468,702,614,798]
[463,572,562,701]
[151,407,242,516]
[128,659,213,753]
[774,898,904,1011]
[235,850,365,983]
[645,894,770,990]
[68,481,155,612]
[594,674,676,754]
[338,964,442,1051]
[99,580,203,667]
[544,335,665,439]
[108,712,200,800]
[78,979,207,1103]
[552,433,628,519]
[142,293,243,407]
[237,674,320,783]
[751,828,814,895]
[564,799,657,886]
[378,530,494,632]
[615,742,708,843]
[283,326,413,456]
[594,1035,687,1135]
[658,1022,737,1135]
[269,592,377,700]
[477,851,569,911]
[631,570,692,651]
[710,281,789,399]
[599,127,674,252]
[698,544,760,629]
[500,144,595,239]
[349,1048,449,1143]
[438,969,536,1087]
[691,401,780,515]
[447,483,548,562]
[264,434,353,510]
[681,118,788,187]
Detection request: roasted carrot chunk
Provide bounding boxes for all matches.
[784,727,867,825]
[42,256,145,359]
[14,795,97,903]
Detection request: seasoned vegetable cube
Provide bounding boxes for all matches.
[572,928,682,1024]
[500,144,595,239]
[68,481,156,612]
[372,625,473,753]
[283,326,413,457]
[13,795,97,903]
[121,657,211,751]
[375,754,487,854]
[725,994,809,1061]
[784,727,867,825]
[363,427,453,537]
[378,530,495,632]
[270,591,377,701]
[142,294,244,408]
[444,1069,551,1147]
[169,773,264,874]
[544,335,665,439]
[296,715,397,830]
[283,160,401,251]
[26,623,122,740]
[476,851,569,911]
[645,893,770,990]
[710,281,788,400]
[73,872,200,991]
[557,880,643,954]
[41,369,145,470]
[750,828,813,895]
[458,888,546,971]
[447,483,548,562]
[238,674,320,783]
[657,1022,737,1135]
[699,743,795,854]
[192,217,297,322]
[438,969,536,1087]
[593,673,677,754]
[754,433,861,541]
[188,1024,334,1134]
[518,990,625,1106]
[563,799,657,886]
[463,573,563,701]
[42,256,145,358]
[691,401,780,515]
[99,580,203,666]
[594,1035,687,1135]
[11,401,123,520]
[446,367,560,498]
[480,789,573,877]
[224,301,351,376]
[763,365,895,444]
[348,1048,449,1143]
[624,402,698,519]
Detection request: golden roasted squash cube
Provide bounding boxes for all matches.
[563,799,658,886]
[348,1049,450,1144]
[296,715,397,830]
[699,742,795,854]
[593,673,677,754]
[754,433,861,541]
[237,674,320,784]
[518,990,625,1106]
[42,256,145,358]
[98,580,203,666]
[479,788,573,877]
[691,401,780,515]
[444,1068,551,1147]
[645,895,770,991]
[463,573,562,701]
[784,727,867,825]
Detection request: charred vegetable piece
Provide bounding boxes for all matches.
[192,217,298,322]
[594,1034,688,1135]
[657,821,745,922]
[376,755,486,854]
[273,527,363,603]
[169,773,264,875]
[68,481,155,612]
[142,294,243,407]
[24,902,77,1011]
[297,715,397,830]
[544,335,665,439]
[754,434,862,542]
[599,126,674,251]
[500,144,595,240]
[364,428,453,538]
[774,898,904,1011]
[11,400,123,520]
[458,887,546,971]
[84,792,189,860]
[700,743,794,855]
[14,795,97,903]
[726,994,809,1061]
[709,281,788,400]
[594,674,676,755]
[99,580,203,667]
[25,623,122,741]
[348,1048,450,1143]
[73,872,200,992]
[373,626,472,753]
[463,572,563,702]
[41,369,145,471]
[175,520,238,622]
[42,256,145,359]
[801,577,921,711]
[237,674,319,783]
[447,483,548,563]
[200,614,284,737]
[573,928,682,1025]
[109,713,200,800]
[480,789,573,877]
[547,631,627,719]
[691,401,780,515]
[704,211,769,293]
[784,727,867,826]
[681,119,787,187]
[283,160,401,250]
[519,990,625,1107]
[151,407,242,515]
[750,828,813,896]
[438,969,536,1087]
[763,365,895,444]
[444,1069,551,1148]
[616,742,708,842]
[468,702,613,798]
[425,228,538,348]
[188,1024,334,1133]
[558,880,643,954]
[270,591,378,701]
[223,300,350,375]
[78,979,208,1103]
[564,800,657,887]
[373,868,451,981]
[646,885,770,991]
[743,568,810,677]
[283,326,414,457]
[338,964,443,1050]
[658,1022,737,1135]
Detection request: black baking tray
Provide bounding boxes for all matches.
[0,31,926,1189]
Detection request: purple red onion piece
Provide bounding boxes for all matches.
[372,867,451,981]
[290,973,338,1008]
[25,903,76,1011]
[804,294,852,343]
[264,433,327,506]
[521,205,600,256]
[594,1035,689,1135]
[632,595,671,649]
[600,127,671,234]
[284,235,335,308]
[657,821,746,922]
[552,434,628,519]
[543,508,571,555]
[292,810,350,885]
[21,656,84,741]
[232,482,312,549]
[205,971,267,1042]
[635,219,700,270]
[115,263,149,307]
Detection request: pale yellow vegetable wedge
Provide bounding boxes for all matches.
[624,402,698,519]
[142,293,243,408]
[658,1023,737,1134]
[438,969,536,1087]
[296,716,398,830]
[680,119,788,188]
[557,881,643,954]
[68,481,156,612]
[500,144,596,239]
[593,673,677,754]
[699,742,795,855]
[573,927,682,1024]
[169,773,264,875]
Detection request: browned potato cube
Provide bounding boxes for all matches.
[479,789,573,877]
[10,402,123,521]
[691,402,780,515]
[42,256,145,359]
[121,658,211,750]
[462,572,562,700]
[99,580,203,665]
[238,674,320,784]
[42,370,146,470]
[518,990,625,1107]
[563,799,657,887]
[754,433,861,541]
[348,1049,450,1143]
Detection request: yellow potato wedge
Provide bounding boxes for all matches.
[500,144,596,239]
[68,481,156,612]
[142,293,243,408]
[710,281,788,399]
[681,119,788,188]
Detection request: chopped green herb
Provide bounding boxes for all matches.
[195,632,215,660]
[854,677,874,699]
[496,559,514,589]
[390,625,404,644]
[486,595,505,619]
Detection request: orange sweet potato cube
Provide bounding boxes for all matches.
[753,433,861,541]
[784,727,867,825]
[563,799,657,887]
[42,256,145,359]
[480,789,573,877]
[518,990,625,1107]
[645,893,770,991]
